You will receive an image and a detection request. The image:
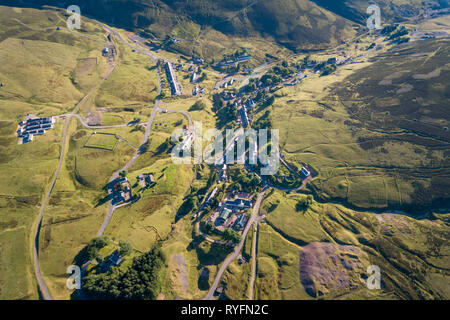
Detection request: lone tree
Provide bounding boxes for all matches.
[119,240,133,256]
[268,199,281,212]
[140,140,151,153]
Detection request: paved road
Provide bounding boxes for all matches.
[96,110,195,238]
[194,219,229,246]
[247,221,258,300]
[192,187,230,245]
[96,97,163,238]
[67,113,147,130]
[95,22,193,238]
[32,14,170,299]
[96,104,160,237]
[204,190,266,300]
[33,69,114,300]
[91,18,202,238]
[164,108,194,130]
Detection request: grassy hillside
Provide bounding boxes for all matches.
[13,0,448,59]
[251,190,450,300]
[0,5,161,299]
[15,0,358,56]
[270,35,449,214]
[312,0,449,23]
[325,38,450,211]
[0,6,110,299]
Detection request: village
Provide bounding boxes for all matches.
[2,1,447,304]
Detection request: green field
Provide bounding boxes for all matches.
[256,223,310,300]
[0,6,116,299]
[84,133,118,150]
[250,193,450,300]
[1,3,449,301]
[269,37,450,214]
[263,191,330,245]
[0,5,163,300]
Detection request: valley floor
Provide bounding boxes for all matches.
[0,5,448,301]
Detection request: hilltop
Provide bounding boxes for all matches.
[8,0,359,57]
[12,1,449,56]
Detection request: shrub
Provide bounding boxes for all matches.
[189,100,207,111]
[295,196,313,212]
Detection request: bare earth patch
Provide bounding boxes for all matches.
[376,213,413,237]
[378,70,409,86]
[171,254,189,297]
[396,84,414,94]
[413,68,441,80]
[299,242,368,298]
[86,111,102,126]
[75,58,98,77]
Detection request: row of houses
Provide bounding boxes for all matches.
[239,106,250,128]
[221,78,235,89]
[17,116,55,144]
[221,91,237,101]
[193,58,204,65]
[102,45,116,57]
[203,187,218,208]
[216,55,252,68]
[190,67,201,83]
[246,99,257,109]
[137,173,156,189]
[300,167,311,177]
[164,62,182,96]
[180,131,194,151]
[99,250,123,272]
[218,164,228,182]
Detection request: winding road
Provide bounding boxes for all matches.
[66,113,147,130]
[28,6,448,302]
[94,22,194,238]
[32,14,194,299]
[247,221,259,300]
[33,64,116,300]
[204,190,266,300]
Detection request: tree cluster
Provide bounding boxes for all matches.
[295,195,314,212]
[222,228,241,244]
[83,247,166,300]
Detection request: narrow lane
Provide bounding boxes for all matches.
[247,221,258,300]
[204,190,266,300]
[33,73,113,300]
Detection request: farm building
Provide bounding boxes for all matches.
[300,167,311,177]
[233,213,249,231]
[224,198,252,210]
[217,207,232,224]
[138,173,156,188]
[17,116,55,144]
